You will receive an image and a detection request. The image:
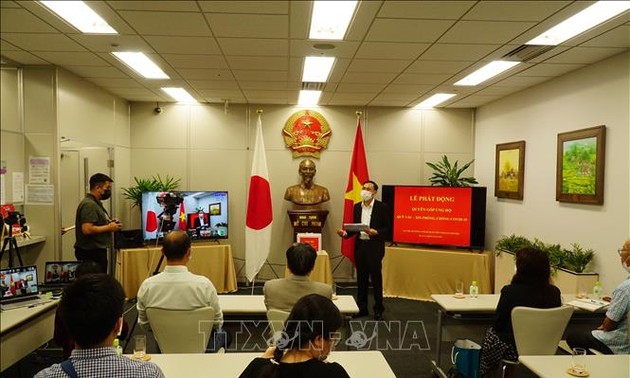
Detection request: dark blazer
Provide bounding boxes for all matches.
[351,199,391,257]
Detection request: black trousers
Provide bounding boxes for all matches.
[567,331,614,354]
[75,247,108,273]
[355,240,384,314]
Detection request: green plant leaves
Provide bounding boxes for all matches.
[121,174,181,208]
[426,155,478,187]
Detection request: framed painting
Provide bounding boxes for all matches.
[495,141,525,200]
[556,125,606,204]
[209,202,221,216]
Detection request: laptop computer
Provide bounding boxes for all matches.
[39,261,80,292]
[0,265,53,310]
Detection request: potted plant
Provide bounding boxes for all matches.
[426,155,478,187]
[122,174,181,209]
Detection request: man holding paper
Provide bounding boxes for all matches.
[337,180,391,320]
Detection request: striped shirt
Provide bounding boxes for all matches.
[34,347,164,378]
[592,277,630,354]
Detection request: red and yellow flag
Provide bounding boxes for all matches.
[341,117,369,263]
[178,201,186,230]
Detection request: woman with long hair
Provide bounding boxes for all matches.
[479,247,562,377]
[239,294,349,378]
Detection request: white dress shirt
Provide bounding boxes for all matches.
[137,265,223,330]
[359,199,374,240]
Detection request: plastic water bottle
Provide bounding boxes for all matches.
[469,280,479,298]
[593,281,603,299]
[113,338,123,355]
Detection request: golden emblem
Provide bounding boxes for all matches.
[282,110,331,158]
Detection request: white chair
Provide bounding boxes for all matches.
[266,309,290,343]
[502,305,574,377]
[146,306,215,353]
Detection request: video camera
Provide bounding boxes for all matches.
[2,211,28,237]
[155,192,183,233]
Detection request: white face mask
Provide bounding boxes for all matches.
[360,190,373,202]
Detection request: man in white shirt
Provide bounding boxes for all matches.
[137,230,227,351]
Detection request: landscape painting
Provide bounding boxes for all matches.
[556,126,606,204]
[495,141,525,200]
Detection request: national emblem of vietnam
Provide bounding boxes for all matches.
[282,110,331,158]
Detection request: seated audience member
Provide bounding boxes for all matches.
[567,239,630,354]
[264,243,333,312]
[479,247,562,377]
[136,230,228,352]
[240,294,349,378]
[35,274,164,377]
[54,261,129,359]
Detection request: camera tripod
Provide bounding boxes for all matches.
[0,236,24,268]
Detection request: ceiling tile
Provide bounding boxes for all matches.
[347,59,412,73]
[406,60,474,74]
[204,13,287,38]
[242,90,288,99]
[118,11,212,36]
[543,47,628,65]
[188,80,240,89]
[581,25,630,48]
[420,43,501,61]
[106,87,157,96]
[382,84,434,94]
[226,56,288,70]
[1,33,86,52]
[377,1,475,19]
[372,92,420,102]
[218,38,288,56]
[199,1,289,14]
[68,34,151,53]
[144,36,220,54]
[0,8,57,33]
[33,51,107,66]
[518,63,585,77]
[394,72,450,85]
[463,1,570,21]
[494,75,552,87]
[174,68,235,80]
[439,21,536,44]
[355,42,430,60]
[197,89,244,98]
[232,70,287,81]
[0,50,49,65]
[107,1,200,12]
[341,71,399,84]
[238,81,287,90]
[64,66,129,78]
[366,19,455,43]
[1,40,20,51]
[87,78,144,88]
[161,54,228,69]
[368,99,409,107]
[335,83,387,93]
[0,1,20,8]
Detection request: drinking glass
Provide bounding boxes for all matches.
[455,281,464,296]
[571,347,587,374]
[332,282,337,296]
[133,335,146,359]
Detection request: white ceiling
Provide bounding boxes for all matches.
[1,1,628,108]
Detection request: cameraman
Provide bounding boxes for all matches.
[74,173,122,273]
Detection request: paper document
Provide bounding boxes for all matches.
[343,223,369,232]
[567,298,609,312]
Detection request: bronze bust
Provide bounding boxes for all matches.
[284,159,330,207]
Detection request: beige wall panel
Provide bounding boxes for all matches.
[114,146,133,229]
[130,148,189,193]
[1,68,20,132]
[114,99,131,148]
[364,108,423,152]
[370,151,424,186]
[130,103,189,149]
[475,52,630,293]
[0,131,24,204]
[423,109,474,154]
[23,67,55,134]
[190,104,248,150]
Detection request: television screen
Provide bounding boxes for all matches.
[381,185,486,249]
[141,191,228,242]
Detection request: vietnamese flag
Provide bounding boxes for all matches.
[178,202,186,230]
[245,113,273,282]
[341,117,369,264]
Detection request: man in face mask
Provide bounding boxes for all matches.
[567,239,630,354]
[336,180,391,320]
[74,173,122,273]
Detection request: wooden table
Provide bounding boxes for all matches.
[145,351,396,377]
[218,294,359,315]
[116,244,238,298]
[519,355,629,378]
[429,294,607,378]
[383,247,492,301]
[284,250,333,285]
[0,300,58,371]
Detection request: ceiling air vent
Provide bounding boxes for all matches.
[502,44,555,62]
[301,82,325,91]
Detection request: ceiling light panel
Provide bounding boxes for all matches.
[414,93,456,109]
[40,1,117,34]
[161,87,197,103]
[454,61,520,86]
[112,52,169,79]
[298,90,322,105]
[302,56,335,82]
[309,1,358,40]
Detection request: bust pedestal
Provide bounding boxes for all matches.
[287,209,329,241]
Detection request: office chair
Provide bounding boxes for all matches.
[266,309,290,343]
[146,306,215,353]
[502,305,574,378]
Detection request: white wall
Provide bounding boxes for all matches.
[475,52,630,292]
[129,103,475,281]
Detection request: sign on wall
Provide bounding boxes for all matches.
[282,110,331,158]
